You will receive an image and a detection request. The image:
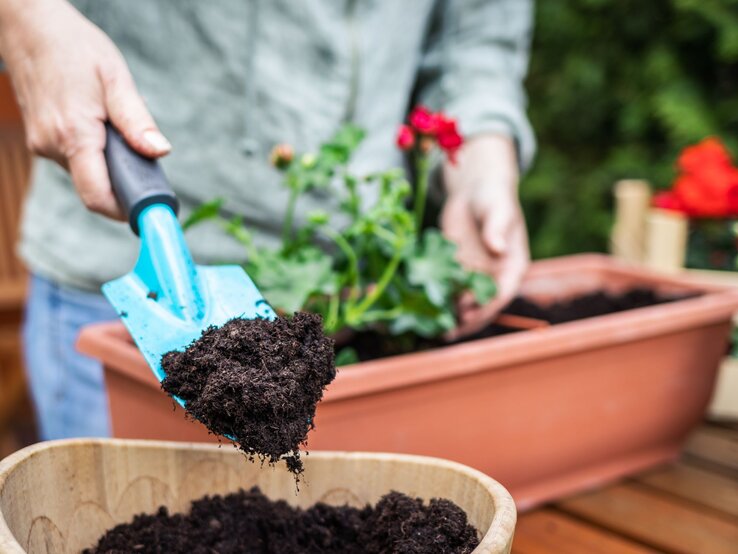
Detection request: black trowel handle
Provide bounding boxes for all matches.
[104,122,179,235]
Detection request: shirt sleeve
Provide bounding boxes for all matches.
[416,0,536,172]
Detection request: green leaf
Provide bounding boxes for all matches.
[468,272,496,304]
[222,216,253,248]
[182,198,224,230]
[307,211,330,225]
[335,347,359,366]
[248,248,336,314]
[385,283,456,337]
[407,230,465,307]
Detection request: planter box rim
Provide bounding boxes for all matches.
[77,254,738,402]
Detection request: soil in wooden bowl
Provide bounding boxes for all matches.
[83,486,479,554]
[161,312,335,475]
[346,288,693,361]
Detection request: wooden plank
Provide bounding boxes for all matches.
[512,509,658,554]
[0,156,14,281]
[0,280,26,311]
[635,462,738,519]
[557,482,738,554]
[0,129,30,282]
[0,73,22,125]
[684,426,738,472]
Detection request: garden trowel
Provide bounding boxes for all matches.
[101,124,276,408]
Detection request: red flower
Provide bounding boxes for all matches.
[678,138,733,175]
[656,137,738,219]
[408,106,438,135]
[399,105,464,163]
[652,191,686,213]
[395,124,415,150]
[673,166,738,218]
[435,115,463,159]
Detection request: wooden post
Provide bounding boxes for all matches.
[611,180,651,263]
[645,208,689,273]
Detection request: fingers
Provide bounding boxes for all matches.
[101,61,171,158]
[479,201,516,256]
[447,209,530,340]
[448,248,528,340]
[441,195,495,274]
[68,143,125,220]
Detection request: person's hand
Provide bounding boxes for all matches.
[0,0,171,219]
[441,134,530,340]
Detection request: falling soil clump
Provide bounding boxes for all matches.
[84,487,479,554]
[161,313,335,474]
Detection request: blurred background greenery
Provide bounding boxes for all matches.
[522,0,738,258]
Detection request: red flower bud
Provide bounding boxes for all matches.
[395,124,415,151]
[418,136,434,155]
[269,143,294,169]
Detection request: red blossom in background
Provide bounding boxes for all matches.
[654,137,738,219]
[652,191,685,212]
[678,138,733,175]
[395,124,415,150]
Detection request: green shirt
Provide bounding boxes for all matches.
[20,0,535,291]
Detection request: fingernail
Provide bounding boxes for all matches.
[143,129,171,153]
[490,237,507,254]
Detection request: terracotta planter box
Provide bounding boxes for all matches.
[77,254,738,510]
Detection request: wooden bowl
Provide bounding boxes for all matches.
[0,439,516,553]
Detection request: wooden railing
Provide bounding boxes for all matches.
[0,72,31,429]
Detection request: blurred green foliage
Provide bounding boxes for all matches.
[522,0,738,258]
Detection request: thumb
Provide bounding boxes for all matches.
[481,211,511,256]
[101,63,171,158]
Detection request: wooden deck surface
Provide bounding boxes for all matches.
[513,422,738,554]
[1,420,736,553]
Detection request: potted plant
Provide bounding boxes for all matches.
[0,439,517,553]
[77,116,738,510]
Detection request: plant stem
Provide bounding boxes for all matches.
[219,218,259,261]
[373,226,398,245]
[356,306,404,323]
[282,188,299,249]
[346,173,360,217]
[413,153,430,237]
[346,246,404,324]
[324,228,360,290]
[324,292,341,334]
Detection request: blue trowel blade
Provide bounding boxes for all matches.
[102,204,276,410]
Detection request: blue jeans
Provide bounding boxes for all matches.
[23,274,117,440]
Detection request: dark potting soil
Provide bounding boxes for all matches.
[83,487,479,554]
[502,287,690,325]
[161,313,335,475]
[346,288,692,362]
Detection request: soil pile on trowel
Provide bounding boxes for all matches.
[161,312,335,474]
[84,487,480,554]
